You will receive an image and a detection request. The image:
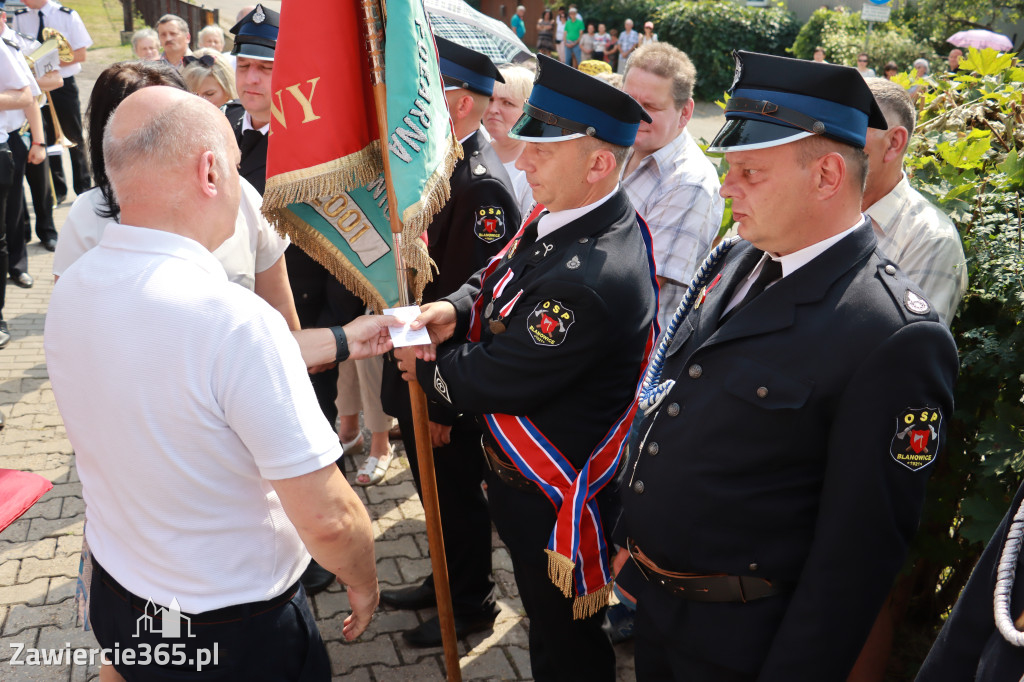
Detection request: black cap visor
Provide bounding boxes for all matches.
[508,112,586,143]
[706,118,812,153]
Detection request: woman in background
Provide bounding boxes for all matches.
[482,65,535,218]
[181,49,237,108]
[536,8,555,56]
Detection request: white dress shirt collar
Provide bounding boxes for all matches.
[536,186,619,240]
[241,110,270,135]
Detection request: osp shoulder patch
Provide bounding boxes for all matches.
[434,366,452,404]
[890,407,941,471]
[527,300,574,347]
[475,207,506,243]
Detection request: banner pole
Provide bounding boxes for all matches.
[361,0,463,678]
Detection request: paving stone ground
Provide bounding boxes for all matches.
[0,53,643,682]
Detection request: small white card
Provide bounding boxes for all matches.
[383,306,432,347]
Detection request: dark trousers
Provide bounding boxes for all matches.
[0,140,11,318]
[4,132,28,276]
[90,558,331,681]
[634,601,756,682]
[486,470,615,681]
[399,413,495,616]
[22,153,57,242]
[43,76,91,198]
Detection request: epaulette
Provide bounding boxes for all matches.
[3,37,18,50]
[13,8,28,15]
[467,148,489,178]
[877,260,934,322]
[59,6,74,14]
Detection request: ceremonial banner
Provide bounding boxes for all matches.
[385,0,461,235]
[263,0,456,311]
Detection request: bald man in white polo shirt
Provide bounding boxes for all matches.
[45,87,394,680]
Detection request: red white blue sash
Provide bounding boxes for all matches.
[475,208,659,618]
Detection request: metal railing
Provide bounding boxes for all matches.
[121,0,219,49]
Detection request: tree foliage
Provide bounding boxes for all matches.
[791,7,936,73]
[885,47,1024,676]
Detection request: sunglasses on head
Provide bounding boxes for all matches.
[183,54,217,68]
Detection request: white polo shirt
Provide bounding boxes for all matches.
[45,224,341,613]
[12,0,93,78]
[0,34,33,137]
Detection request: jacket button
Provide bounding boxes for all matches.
[749,562,759,571]
[646,442,659,456]
[633,480,645,494]
[688,364,702,379]
[472,150,480,156]
[756,386,768,399]
[578,237,589,244]
[885,264,896,275]
[666,403,680,417]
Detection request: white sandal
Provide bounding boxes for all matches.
[354,445,394,486]
[341,432,365,456]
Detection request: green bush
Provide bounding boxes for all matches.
[882,48,1024,678]
[649,0,800,100]
[790,7,936,74]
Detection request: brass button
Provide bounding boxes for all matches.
[688,364,703,379]
[666,403,680,417]
[646,442,659,456]
[756,386,768,399]
[885,264,897,275]
[749,562,759,571]
[578,237,589,244]
[632,480,645,494]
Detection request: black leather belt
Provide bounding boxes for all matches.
[93,558,301,624]
[481,438,540,494]
[627,538,784,603]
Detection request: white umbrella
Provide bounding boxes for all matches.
[948,29,1014,52]
[425,0,533,65]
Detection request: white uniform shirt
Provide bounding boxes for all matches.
[45,224,340,613]
[53,178,289,289]
[0,33,33,137]
[12,0,93,78]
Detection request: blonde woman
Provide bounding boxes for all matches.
[482,64,535,217]
[181,48,237,108]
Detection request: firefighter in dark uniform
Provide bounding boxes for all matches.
[378,37,519,648]
[916,479,1024,682]
[393,54,657,680]
[613,51,959,681]
[224,3,338,597]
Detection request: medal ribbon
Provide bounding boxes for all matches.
[482,211,659,619]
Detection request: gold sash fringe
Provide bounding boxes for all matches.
[263,142,382,214]
[545,549,613,620]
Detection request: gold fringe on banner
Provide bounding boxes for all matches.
[263,142,383,214]
[264,205,434,314]
[400,134,463,237]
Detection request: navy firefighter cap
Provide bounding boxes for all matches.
[707,50,888,152]
[230,3,279,61]
[436,37,504,97]
[509,53,651,147]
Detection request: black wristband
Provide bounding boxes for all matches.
[330,325,349,363]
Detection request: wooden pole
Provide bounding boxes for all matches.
[361,0,462,678]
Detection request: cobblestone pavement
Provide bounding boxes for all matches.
[0,55,640,682]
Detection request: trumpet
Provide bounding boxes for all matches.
[24,29,75,149]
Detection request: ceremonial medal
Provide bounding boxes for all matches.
[489,319,507,335]
[484,302,494,318]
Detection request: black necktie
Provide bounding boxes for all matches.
[721,253,782,324]
[239,129,264,158]
[36,10,45,43]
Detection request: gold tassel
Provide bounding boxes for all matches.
[400,134,463,237]
[263,142,382,213]
[545,549,576,599]
[572,582,612,620]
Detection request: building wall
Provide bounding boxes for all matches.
[480,0,546,50]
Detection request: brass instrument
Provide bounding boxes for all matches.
[24,28,75,149]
